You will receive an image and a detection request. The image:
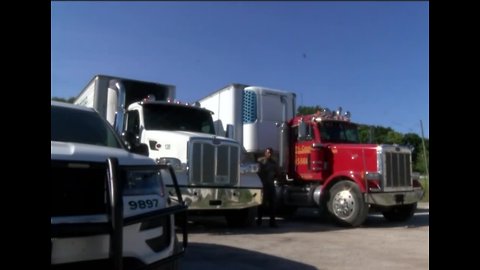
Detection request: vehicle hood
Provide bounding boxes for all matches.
[51,141,155,166]
[144,130,238,143]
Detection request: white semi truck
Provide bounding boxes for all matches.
[51,101,187,269]
[74,75,262,226]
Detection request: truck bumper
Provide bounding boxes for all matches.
[365,189,424,206]
[51,212,185,269]
[169,186,263,210]
[51,251,183,270]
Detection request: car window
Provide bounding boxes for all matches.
[51,106,122,148]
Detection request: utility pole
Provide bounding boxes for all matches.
[420,120,429,188]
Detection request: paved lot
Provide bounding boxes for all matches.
[179,203,429,270]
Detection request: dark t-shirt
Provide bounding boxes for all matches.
[258,157,278,190]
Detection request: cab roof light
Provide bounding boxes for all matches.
[313,107,351,122]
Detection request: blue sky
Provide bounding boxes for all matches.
[51,1,429,138]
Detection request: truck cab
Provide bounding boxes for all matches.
[51,101,187,269]
[288,109,424,226]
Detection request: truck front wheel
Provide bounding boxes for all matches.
[382,203,417,222]
[327,180,368,227]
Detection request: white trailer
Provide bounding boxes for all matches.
[74,76,262,227]
[198,83,296,162]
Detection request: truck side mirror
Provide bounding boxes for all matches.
[121,130,138,147]
[226,124,235,139]
[121,130,143,154]
[131,143,149,156]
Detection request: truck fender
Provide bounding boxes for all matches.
[322,171,367,194]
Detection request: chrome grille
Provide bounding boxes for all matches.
[190,140,239,185]
[382,150,412,190]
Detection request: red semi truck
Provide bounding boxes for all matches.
[198,84,424,227]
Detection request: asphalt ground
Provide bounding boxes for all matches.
[179,203,429,270]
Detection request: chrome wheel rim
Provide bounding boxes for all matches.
[332,189,355,219]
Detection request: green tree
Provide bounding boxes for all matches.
[402,133,422,166]
[414,145,429,174]
[371,126,391,143]
[385,130,403,144]
[358,125,375,143]
[357,125,403,144]
[297,105,323,115]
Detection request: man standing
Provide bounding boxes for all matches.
[257,147,279,228]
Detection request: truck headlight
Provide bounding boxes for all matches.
[123,169,165,197]
[365,172,382,181]
[365,172,382,192]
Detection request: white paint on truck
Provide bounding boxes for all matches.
[198,83,296,154]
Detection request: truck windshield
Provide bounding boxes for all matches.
[51,105,123,148]
[143,103,216,134]
[318,121,360,143]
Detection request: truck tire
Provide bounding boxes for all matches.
[225,207,257,228]
[382,203,417,222]
[327,180,368,227]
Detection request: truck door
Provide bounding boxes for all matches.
[294,122,324,181]
[123,110,141,147]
